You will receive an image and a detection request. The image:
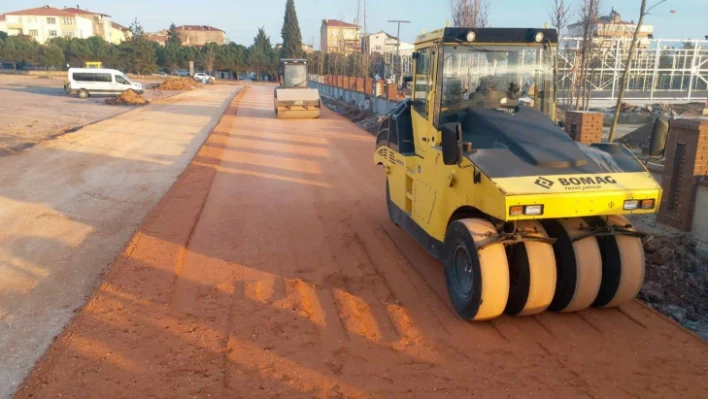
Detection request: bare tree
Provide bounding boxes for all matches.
[450,0,491,27]
[548,0,573,35]
[608,0,667,142]
[575,0,601,110]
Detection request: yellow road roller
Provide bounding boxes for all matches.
[373,27,661,321]
[274,59,321,119]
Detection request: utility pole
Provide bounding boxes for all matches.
[388,20,410,82]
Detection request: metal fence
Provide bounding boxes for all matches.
[557,38,708,101]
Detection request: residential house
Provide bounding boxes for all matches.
[63,7,126,44]
[2,5,93,43]
[567,9,653,48]
[361,31,414,56]
[111,21,131,44]
[320,19,360,55]
[175,25,225,46]
[0,5,129,44]
[146,29,169,46]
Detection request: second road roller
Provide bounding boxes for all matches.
[274,58,321,119]
[374,27,661,320]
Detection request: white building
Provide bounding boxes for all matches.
[361,31,414,56]
[1,5,128,44]
[567,9,654,49]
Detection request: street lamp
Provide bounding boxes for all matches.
[388,20,410,82]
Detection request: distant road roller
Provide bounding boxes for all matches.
[274,58,321,119]
[373,27,661,320]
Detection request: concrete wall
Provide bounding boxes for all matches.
[692,182,708,256]
[309,80,400,115]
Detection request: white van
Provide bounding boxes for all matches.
[64,68,144,98]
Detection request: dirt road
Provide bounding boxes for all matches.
[0,86,239,398]
[16,86,708,398]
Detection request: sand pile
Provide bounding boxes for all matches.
[104,89,148,106]
[155,78,201,91]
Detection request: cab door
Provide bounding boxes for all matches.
[411,46,435,158]
[410,45,439,228]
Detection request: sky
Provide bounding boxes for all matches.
[2,0,706,48]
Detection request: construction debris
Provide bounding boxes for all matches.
[104,89,148,106]
[322,96,383,134]
[154,78,202,91]
[639,233,708,340]
[617,120,655,149]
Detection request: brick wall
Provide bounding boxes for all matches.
[364,78,373,95]
[657,118,708,231]
[565,111,603,144]
[385,83,398,100]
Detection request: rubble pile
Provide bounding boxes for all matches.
[617,120,655,148]
[154,78,201,91]
[104,89,148,106]
[323,96,383,135]
[639,234,708,340]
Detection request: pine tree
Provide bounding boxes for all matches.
[122,18,157,74]
[167,23,182,47]
[280,0,303,59]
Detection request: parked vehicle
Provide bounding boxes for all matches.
[193,73,215,83]
[64,68,143,98]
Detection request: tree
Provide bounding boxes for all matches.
[574,0,601,110]
[368,52,385,78]
[548,0,573,35]
[199,43,216,73]
[122,18,157,74]
[280,0,303,59]
[608,0,667,142]
[167,23,182,47]
[450,0,491,27]
[39,44,65,68]
[249,27,277,80]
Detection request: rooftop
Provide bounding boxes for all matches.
[63,7,111,18]
[112,21,129,31]
[176,25,225,33]
[5,5,76,17]
[0,14,5,21]
[322,19,359,28]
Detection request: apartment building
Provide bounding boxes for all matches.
[320,19,360,55]
[361,31,414,56]
[175,25,225,46]
[567,9,654,48]
[0,5,129,44]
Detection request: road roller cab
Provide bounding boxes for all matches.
[373,27,661,321]
[274,59,321,119]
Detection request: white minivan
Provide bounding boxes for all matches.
[64,68,144,98]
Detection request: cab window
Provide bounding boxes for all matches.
[115,75,130,85]
[413,47,431,118]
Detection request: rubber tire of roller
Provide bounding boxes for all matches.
[542,218,603,313]
[591,215,645,308]
[505,220,557,316]
[443,219,509,321]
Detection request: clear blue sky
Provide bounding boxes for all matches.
[2,0,705,47]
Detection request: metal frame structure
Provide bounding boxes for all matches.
[557,37,708,101]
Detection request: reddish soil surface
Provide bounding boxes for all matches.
[16,86,708,399]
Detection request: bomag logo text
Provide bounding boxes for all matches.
[558,176,617,186]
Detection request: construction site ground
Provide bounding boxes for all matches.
[0,85,240,398]
[0,75,179,156]
[9,85,708,398]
